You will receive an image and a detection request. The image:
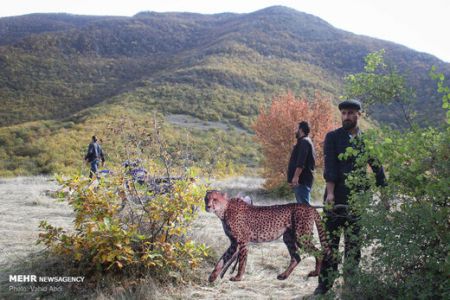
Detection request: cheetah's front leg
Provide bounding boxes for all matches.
[230,242,248,281]
[209,242,238,282]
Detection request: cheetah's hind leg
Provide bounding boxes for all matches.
[277,230,301,280]
[297,235,321,277]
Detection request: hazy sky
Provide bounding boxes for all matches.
[1,0,449,63]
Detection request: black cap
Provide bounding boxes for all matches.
[338,99,362,111]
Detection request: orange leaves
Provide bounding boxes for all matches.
[252,91,337,189]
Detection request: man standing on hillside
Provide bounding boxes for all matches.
[84,136,105,179]
[287,121,316,205]
[314,99,387,295]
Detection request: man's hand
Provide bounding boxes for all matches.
[325,181,336,206]
[325,193,335,205]
[289,176,299,188]
[291,168,302,188]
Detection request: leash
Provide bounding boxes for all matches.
[310,204,349,209]
[311,204,356,218]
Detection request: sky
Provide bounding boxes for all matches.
[1,0,449,63]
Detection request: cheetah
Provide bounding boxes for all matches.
[204,190,329,282]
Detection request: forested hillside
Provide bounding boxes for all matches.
[1,6,449,175]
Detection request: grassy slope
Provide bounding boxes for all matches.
[0,102,260,176]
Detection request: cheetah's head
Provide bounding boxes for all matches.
[204,190,229,218]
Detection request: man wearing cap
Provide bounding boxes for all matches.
[287,121,316,205]
[314,99,387,295]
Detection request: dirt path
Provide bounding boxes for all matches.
[0,176,322,299]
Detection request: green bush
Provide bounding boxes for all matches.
[340,126,449,299]
[337,54,450,299]
[39,172,209,273]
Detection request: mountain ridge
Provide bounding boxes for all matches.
[0,5,449,128]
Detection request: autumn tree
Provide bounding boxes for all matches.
[252,91,337,189]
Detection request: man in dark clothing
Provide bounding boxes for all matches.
[314,99,387,295]
[287,121,316,205]
[84,136,105,179]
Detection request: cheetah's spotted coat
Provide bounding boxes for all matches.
[205,190,329,282]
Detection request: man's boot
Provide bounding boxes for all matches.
[313,283,329,295]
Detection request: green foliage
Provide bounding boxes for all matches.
[346,50,406,106]
[344,49,416,129]
[336,55,450,299]
[430,66,450,124]
[340,126,450,299]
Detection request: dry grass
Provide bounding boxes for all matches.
[0,176,73,266]
[179,177,323,299]
[0,176,326,299]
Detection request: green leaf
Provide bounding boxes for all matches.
[137,234,147,240]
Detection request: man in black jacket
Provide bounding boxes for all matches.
[287,121,316,205]
[84,136,105,179]
[314,99,386,295]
